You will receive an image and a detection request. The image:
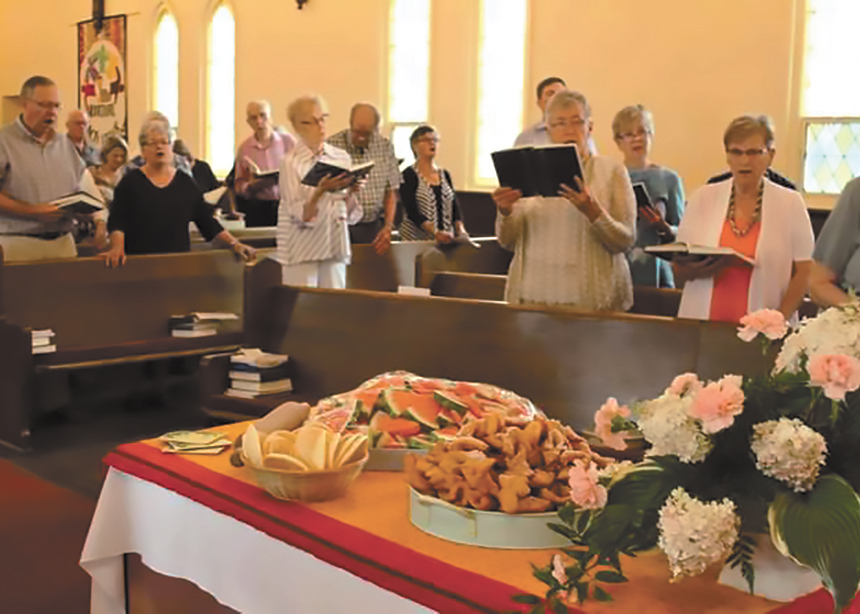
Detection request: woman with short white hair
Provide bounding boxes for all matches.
[277,95,362,288]
[100,117,255,266]
[492,90,636,311]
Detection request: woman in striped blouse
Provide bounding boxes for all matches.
[399,125,469,243]
[277,95,363,288]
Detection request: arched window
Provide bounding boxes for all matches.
[474,0,528,185]
[802,0,860,193]
[207,3,235,176]
[153,8,179,131]
[387,0,431,163]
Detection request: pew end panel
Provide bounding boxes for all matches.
[0,319,35,451]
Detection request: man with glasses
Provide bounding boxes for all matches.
[0,75,90,261]
[234,100,295,227]
[327,103,400,253]
[66,109,100,167]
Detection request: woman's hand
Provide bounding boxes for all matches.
[434,230,454,244]
[559,177,602,222]
[316,173,353,194]
[98,244,126,268]
[673,255,727,283]
[492,187,522,216]
[231,242,257,263]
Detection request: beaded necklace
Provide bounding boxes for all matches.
[727,180,764,237]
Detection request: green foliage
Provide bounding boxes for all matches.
[769,475,860,613]
[725,534,757,594]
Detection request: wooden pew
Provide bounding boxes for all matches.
[346,241,433,291]
[201,257,767,428]
[415,239,512,287]
[0,249,272,450]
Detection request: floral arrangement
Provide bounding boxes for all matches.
[522,305,860,613]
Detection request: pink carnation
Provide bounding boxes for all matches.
[551,554,569,585]
[568,460,608,510]
[737,309,788,342]
[666,373,703,397]
[808,354,860,401]
[594,397,631,450]
[689,375,745,433]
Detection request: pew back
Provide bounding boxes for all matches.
[243,259,766,430]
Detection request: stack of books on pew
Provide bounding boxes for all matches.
[225,348,292,399]
[169,312,238,338]
[31,329,56,354]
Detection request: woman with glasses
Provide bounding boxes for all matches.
[399,125,469,243]
[277,95,363,288]
[100,116,255,267]
[674,115,813,322]
[491,90,636,311]
[612,105,685,288]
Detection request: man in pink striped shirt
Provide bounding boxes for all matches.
[234,100,296,226]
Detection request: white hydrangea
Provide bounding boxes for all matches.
[751,418,827,492]
[775,304,860,374]
[634,393,712,463]
[657,488,740,580]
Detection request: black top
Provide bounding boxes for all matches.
[108,169,224,255]
[401,167,462,230]
[707,168,797,191]
[191,160,220,193]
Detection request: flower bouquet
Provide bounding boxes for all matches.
[523,306,860,613]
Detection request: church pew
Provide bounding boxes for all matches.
[414,239,512,288]
[0,249,272,450]
[201,257,767,429]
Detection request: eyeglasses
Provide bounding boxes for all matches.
[300,114,328,127]
[33,101,62,111]
[618,129,651,141]
[727,147,769,158]
[549,118,586,129]
[416,136,439,144]
[145,140,171,148]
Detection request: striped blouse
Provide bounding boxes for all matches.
[277,140,362,266]
[399,165,462,241]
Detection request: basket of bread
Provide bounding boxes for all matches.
[240,421,369,502]
[405,414,611,548]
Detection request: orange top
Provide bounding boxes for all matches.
[710,219,761,323]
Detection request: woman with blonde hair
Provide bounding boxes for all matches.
[674,115,813,322]
[91,134,128,205]
[612,104,685,288]
[491,90,636,311]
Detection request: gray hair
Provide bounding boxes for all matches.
[20,75,56,99]
[138,114,172,148]
[612,104,655,140]
[723,115,776,150]
[287,95,326,127]
[546,90,591,121]
[246,100,272,117]
[349,102,381,129]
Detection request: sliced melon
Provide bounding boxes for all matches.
[434,391,469,416]
[406,435,435,450]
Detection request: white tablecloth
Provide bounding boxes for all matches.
[80,468,434,614]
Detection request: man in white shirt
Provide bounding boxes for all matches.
[0,75,88,261]
[514,77,567,146]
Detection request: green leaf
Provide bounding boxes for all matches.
[575,581,589,604]
[557,503,577,526]
[551,598,569,614]
[594,570,628,583]
[547,522,579,540]
[511,594,541,605]
[592,585,613,602]
[769,475,860,612]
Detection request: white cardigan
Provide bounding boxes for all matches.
[676,178,814,321]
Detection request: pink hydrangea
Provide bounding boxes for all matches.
[688,375,745,434]
[807,354,860,401]
[666,373,703,397]
[568,460,608,510]
[737,309,788,342]
[594,397,631,450]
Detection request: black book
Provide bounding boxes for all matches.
[632,182,652,210]
[491,144,584,198]
[301,160,375,188]
[51,191,105,215]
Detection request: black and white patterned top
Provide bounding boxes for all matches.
[399,164,462,241]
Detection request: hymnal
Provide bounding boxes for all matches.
[231,348,289,369]
[203,186,227,206]
[229,367,291,382]
[51,191,105,215]
[632,182,667,218]
[301,160,375,188]
[244,157,279,180]
[645,242,754,266]
[491,143,584,198]
[171,326,218,338]
[230,378,293,394]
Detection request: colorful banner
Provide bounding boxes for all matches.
[77,15,128,148]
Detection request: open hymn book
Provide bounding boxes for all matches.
[51,191,105,215]
[645,242,754,266]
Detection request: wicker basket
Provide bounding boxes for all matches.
[241,451,368,503]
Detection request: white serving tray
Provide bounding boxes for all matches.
[365,448,426,471]
[409,488,567,549]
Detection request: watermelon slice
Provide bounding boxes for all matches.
[369,412,422,439]
[433,391,469,416]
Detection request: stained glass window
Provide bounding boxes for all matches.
[803,121,860,194]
